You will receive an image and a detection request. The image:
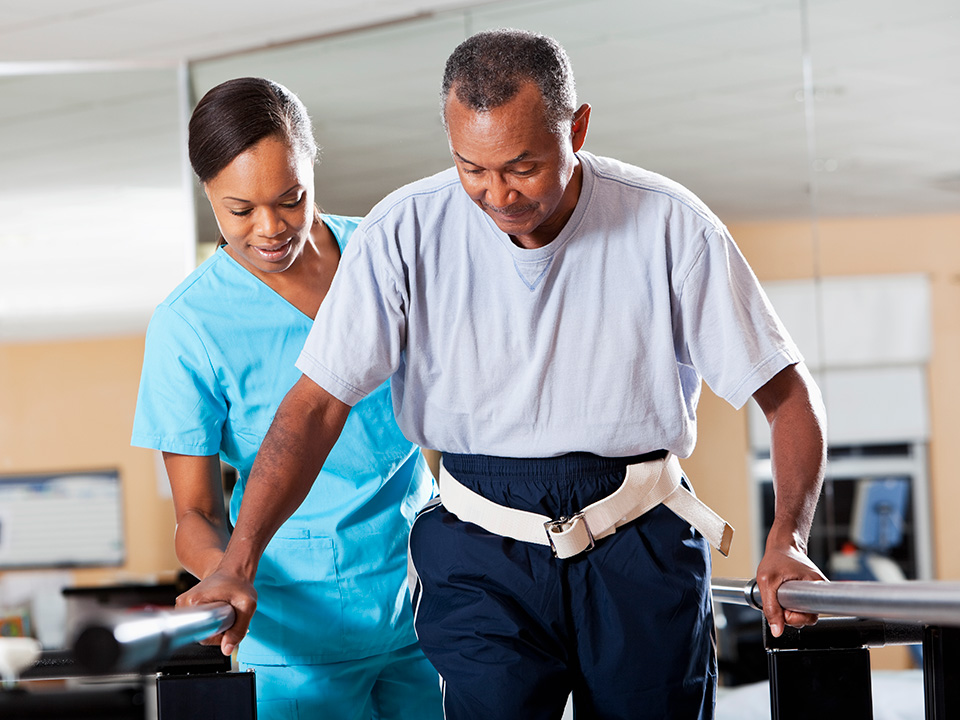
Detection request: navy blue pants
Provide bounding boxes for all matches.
[408,452,716,720]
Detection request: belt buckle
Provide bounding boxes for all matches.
[544,511,595,558]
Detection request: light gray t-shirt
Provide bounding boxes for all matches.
[297,151,800,458]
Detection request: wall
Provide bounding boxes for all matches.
[684,212,960,670]
[0,335,179,591]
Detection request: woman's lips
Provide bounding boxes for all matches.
[253,239,292,261]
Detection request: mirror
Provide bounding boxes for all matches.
[0,67,192,341]
[186,0,957,587]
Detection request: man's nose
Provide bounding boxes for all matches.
[484,174,517,209]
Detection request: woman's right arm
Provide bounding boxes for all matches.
[163,452,231,580]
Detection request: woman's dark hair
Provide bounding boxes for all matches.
[188,77,317,183]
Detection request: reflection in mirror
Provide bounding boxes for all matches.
[0,67,193,341]
[190,13,470,254]
[188,0,960,595]
[744,1,959,592]
[186,0,814,581]
[189,0,813,250]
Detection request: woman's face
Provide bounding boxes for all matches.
[204,135,315,275]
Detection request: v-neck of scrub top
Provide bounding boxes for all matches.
[218,215,346,321]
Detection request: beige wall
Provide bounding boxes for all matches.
[0,335,179,588]
[685,213,960,670]
[688,213,960,583]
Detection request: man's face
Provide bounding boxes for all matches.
[445,81,590,249]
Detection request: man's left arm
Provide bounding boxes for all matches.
[751,361,829,637]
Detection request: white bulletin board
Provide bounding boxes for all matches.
[0,471,125,569]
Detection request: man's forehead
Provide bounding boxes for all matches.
[446,86,547,130]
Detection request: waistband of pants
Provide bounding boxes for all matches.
[440,449,668,480]
[439,450,733,558]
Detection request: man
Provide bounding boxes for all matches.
[182,29,827,719]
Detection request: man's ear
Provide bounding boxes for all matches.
[571,103,591,152]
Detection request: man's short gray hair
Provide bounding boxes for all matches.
[441,29,577,136]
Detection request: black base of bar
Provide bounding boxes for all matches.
[19,643,230,680]
[157,671,256,720]
[2,670,255,720]
[0,686,145,720]
[768,646,874,720]
[922,625,960,720]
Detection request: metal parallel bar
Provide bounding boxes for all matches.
[763,616,924,650]
[712,577,960,627]
[71,603,235,675]
[712,577,762,610]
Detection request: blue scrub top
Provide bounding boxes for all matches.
[132,215,434,664]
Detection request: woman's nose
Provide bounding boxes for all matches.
[256,208,286,237]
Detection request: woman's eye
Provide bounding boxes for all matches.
[229,208,252,217]
[282,195,305,208]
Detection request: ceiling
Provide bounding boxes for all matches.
[2,0,958,221]
[1,0,958,340]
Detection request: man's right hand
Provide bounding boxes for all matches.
[171,377,351,657]
[176,569,258,656]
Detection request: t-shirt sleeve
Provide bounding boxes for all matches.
[676,226,802,409]
[296,224,406,406]
[131,304,227,455]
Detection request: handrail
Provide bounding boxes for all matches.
[71,603,235,674]
[712,577,960,627]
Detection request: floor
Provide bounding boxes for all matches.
[557,670,925,719]
[715,670,925,720]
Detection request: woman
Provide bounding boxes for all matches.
[131,77,442,720]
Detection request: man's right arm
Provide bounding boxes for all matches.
[176,374,351,656]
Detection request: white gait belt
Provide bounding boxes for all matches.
[439,453,734,559]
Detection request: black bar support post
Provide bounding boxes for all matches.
[764,621,874,720]
[157,670,257,720]
[922,625,960,720]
